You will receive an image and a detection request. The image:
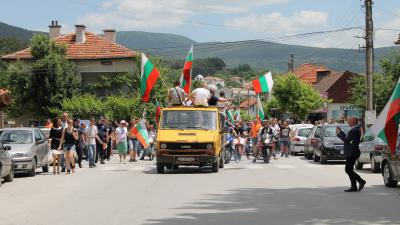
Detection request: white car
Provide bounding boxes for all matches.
[290,125,314,155]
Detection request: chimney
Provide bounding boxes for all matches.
[103,29,116,42]
[75,25,86,44]
[48,20,61,40]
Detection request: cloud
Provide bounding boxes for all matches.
[224,10,328,33]
[77,0,290,30]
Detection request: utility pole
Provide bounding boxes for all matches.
[365,0,374,111]
[288,54,294,73]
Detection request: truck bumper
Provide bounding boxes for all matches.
[157,155,217,166]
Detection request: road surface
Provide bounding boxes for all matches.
[0,155,399,225]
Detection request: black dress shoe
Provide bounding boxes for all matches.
[344,188,358,192]
[358,180,366,192]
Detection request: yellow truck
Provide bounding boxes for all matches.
[156,106,226,173]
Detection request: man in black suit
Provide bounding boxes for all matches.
[337,117,366,192]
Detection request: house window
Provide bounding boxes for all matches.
[100,60,113,65]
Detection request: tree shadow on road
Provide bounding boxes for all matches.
[144,185,400,225]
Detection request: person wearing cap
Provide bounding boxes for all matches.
[116,120,128,163]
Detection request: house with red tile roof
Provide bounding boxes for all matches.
[293,63,330,85]
[1,21,137,86]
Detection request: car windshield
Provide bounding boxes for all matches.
[324,126,350,137]
[0,130,33,144]
[161,110,217,130]
[298,128,312,137]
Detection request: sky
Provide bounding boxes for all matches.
[1,0,399,48]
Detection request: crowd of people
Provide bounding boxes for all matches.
[47,112,156,175]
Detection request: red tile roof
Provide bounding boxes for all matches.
[240,99,257,108]
[1,32,136,60]
[293,63,329,84]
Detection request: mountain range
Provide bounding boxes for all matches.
[0,21,397,73]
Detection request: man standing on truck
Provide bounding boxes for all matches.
[189,82,211,107]
[168,81,186,106]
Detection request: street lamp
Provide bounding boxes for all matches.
[395,33,400,45]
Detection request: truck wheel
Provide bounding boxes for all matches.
[383,163,397,187]
[173,165,179,170]
[4,164,14,182]
[212,158,219,173]
[157,163,164,174]
[371,156,380,173]
[355,160,363,170]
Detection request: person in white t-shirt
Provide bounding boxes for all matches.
[116,120,128,163]
[85,118,103,168]
[189,83,211,106]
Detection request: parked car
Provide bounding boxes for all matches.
[304,125,321,160]
[290,125,313,156]
[312,124,350,164]
[381,133,400,187]
[0,128,49,176]
[356,128,386,173]
[0,142,14,187]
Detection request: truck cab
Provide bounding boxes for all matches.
[156,106,225,173]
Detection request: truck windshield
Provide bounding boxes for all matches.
[161,110,217,130]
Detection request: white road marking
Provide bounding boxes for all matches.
[274,164,295,169]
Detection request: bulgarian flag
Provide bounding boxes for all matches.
[226,109,235,127]
[252,71,273,94]
[234,110,241,122]
[256,95,265,122]
[131,121,150,149]
[141,53,160,102]
[179,45,193,94]
[370,78,400,154]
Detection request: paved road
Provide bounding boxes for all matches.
[0,155,399,225]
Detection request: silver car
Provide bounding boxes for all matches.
[0,128,49,176]
[290,125,313,155]
[357,129,386,173]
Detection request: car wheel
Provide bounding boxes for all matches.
[313,151,320,162]
[383,163,398,187]
[42,164,49,173]
[156,163,164,174]
[320,154,327,164]
[371,156,380,173]
[28,159,36,177]
[212,157,219,173]
[172,165,179,170]
[166,164,173,170]
[4,163,14,182]
[355,160,363,170]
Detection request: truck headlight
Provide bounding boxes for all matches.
[160,143,167,149]
[206,144,213,150]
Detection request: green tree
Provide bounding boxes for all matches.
[28,34,80,118]
[349,50,400,114]
[272,74,324,120]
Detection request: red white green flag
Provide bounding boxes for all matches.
[252,71,273,94]
[179,45,193,94]
[131,121,150,149]
[226,109,235,127]
[234,110,241,122]
[141,53,160,102]
[256,95,265,122]
[370,78,400,154]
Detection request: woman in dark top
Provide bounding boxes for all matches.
[50,118,63,174]
[58,119,78,174]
